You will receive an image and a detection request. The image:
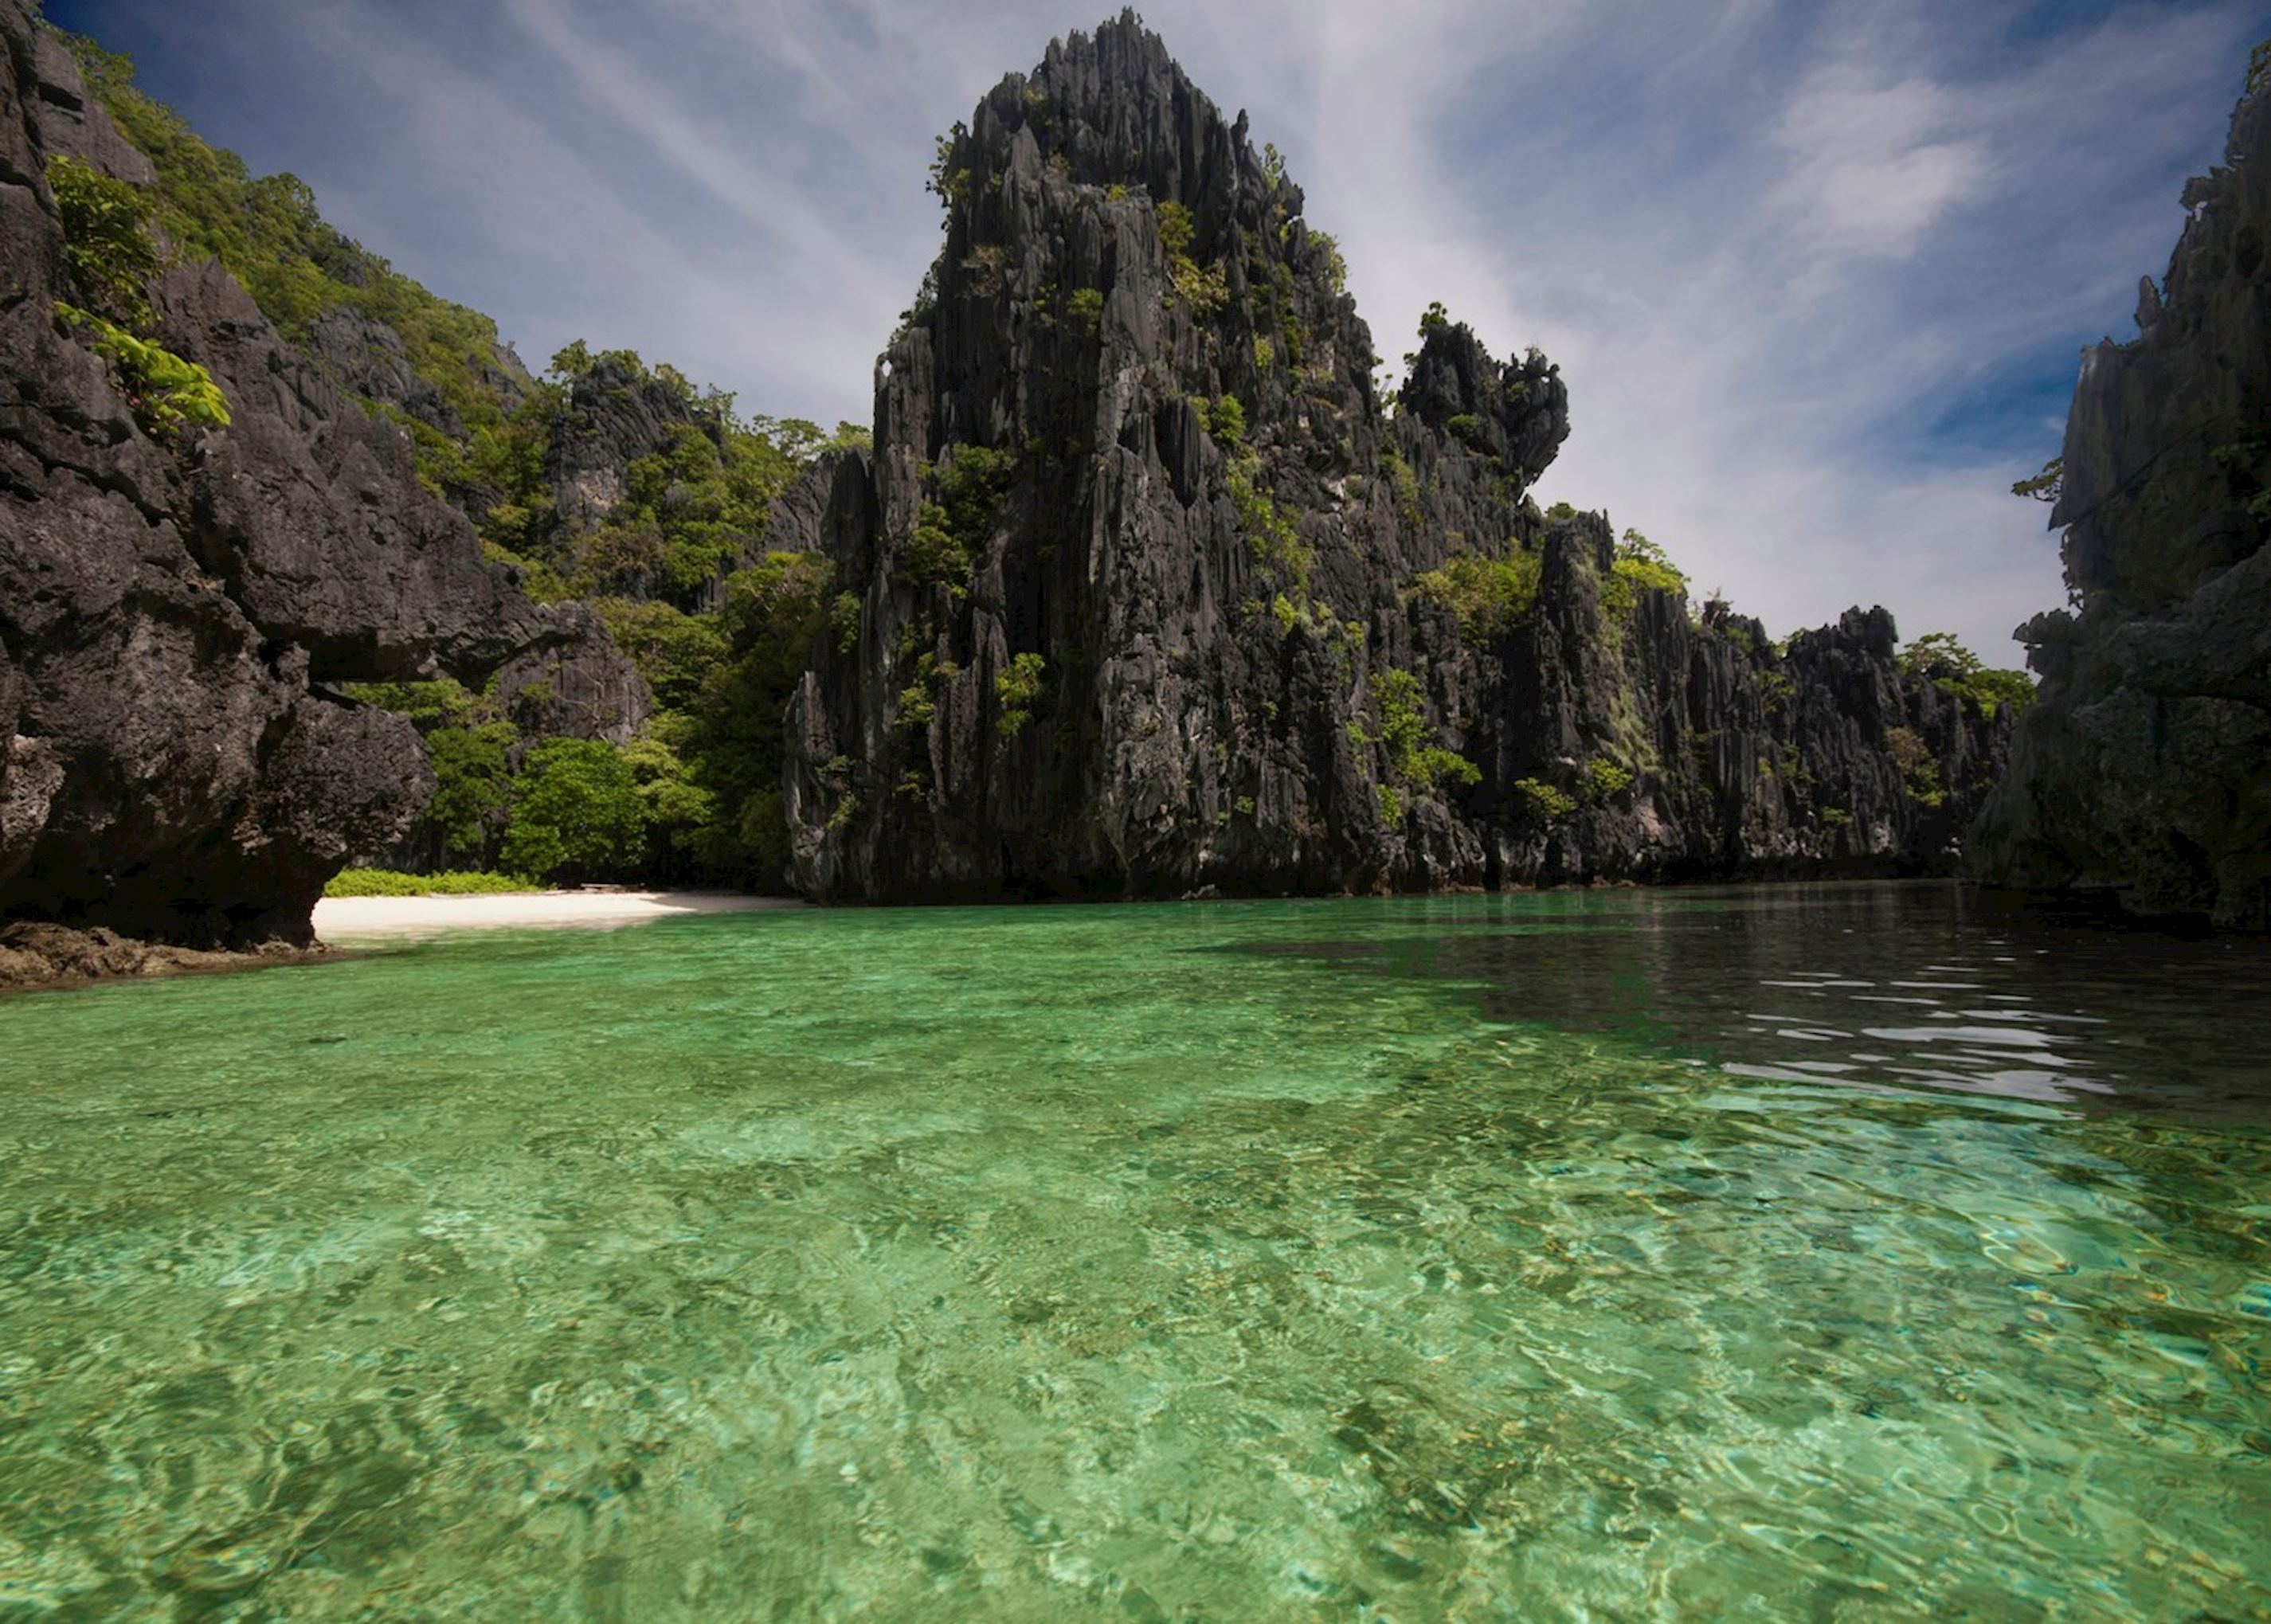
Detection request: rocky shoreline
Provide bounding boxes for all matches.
[0,921,330,994]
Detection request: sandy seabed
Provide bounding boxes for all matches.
[312,890,801,941]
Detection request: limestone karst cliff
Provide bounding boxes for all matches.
[0,0,644,949]
[780,14,2010,901]
[1969,56,2271,929]
[2,4,2027,951]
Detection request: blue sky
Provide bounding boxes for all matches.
[45,0,2264,660]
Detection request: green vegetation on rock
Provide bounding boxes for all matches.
[996,653,1047,736]
[1411,548,1543,640]
[1600,530,1688,619]
[1356,670,1479,824]
[1899,632,2036,720]
[42,151,229,441]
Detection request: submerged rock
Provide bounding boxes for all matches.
[781,12,2008,901]
[1969,63,2271,929]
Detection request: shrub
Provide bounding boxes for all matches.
[2011,457,2063,503]
[589,598,729,714]
[903,443,1018,592]
[1900,632,2037,718]
[55,304,230,440]
[1584,757,1633,801]
[1380,447,1423,526]
[995,652,1047,735]
[1600,529,1689,619]
[1361,669,1480,820]
[1411,548,1542,640]
[1884,726,1946,808]
[338,678,480,734]
[1515,777,1576,821]
[1156,199,1229,315]
[1069,285,1105,335]
[45,154,159,325]
[323,869,538,898]
[1199,394,1247,444]
[1228,459,1310,588]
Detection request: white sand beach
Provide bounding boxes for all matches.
[313,890,801,941]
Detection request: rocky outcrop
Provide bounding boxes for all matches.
[493,602,652,746]
[543,354,718,535]
[781,14,2007,901]
[1970,63,2271,928]
[0,0,645,946]
[0,920,326,993]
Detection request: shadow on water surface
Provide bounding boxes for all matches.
[1220,881,2271,1123]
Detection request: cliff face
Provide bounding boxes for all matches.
[1970,67,2271,929]
[781,14,2008,901]
[0,0,643,945]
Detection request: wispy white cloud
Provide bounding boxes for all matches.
[1772,72,1991,266]
[62,0,2261,658]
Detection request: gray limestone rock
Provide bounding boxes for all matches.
[1970,67,2271,928]
[0,0,648,945]
[781,13,2006,902]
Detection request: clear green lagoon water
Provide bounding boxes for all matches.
[2,883,2267,1621]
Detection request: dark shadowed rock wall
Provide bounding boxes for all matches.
[1970,67,2271,928]
[781,13,2007,902]
[0,0,644,945]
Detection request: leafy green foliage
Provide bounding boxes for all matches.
[500,738,649,882]
[426,722,516,867]
[1900,632,2037,718]
[337,679,478,734]
[905,444,1018,593]
[55,303,229,439]
[622,732,715,870]
[1411,548,1543,640]
[1359,670,1479,822]
[1599,529,1689,619]
[928,121,972,210]
[1228,457,1311,589]
[1199,394,1247,444]
[1156,199,1229,315]
[1884,726,1946,808]
[995,652,1047,735]
[1515,777,1577,822]
[2011,457,2064,503]
[1310,230,1348,299]
[679,550,837,884]
[322,869,538,898]
[589,599,729,714]
[45,154,158,325]
[1380,447,1423,526]
[1069,285,1104,336]
[62,31,514,452]
[1584,758,1633,802]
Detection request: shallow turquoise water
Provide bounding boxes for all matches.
[2,884,2267,1620]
